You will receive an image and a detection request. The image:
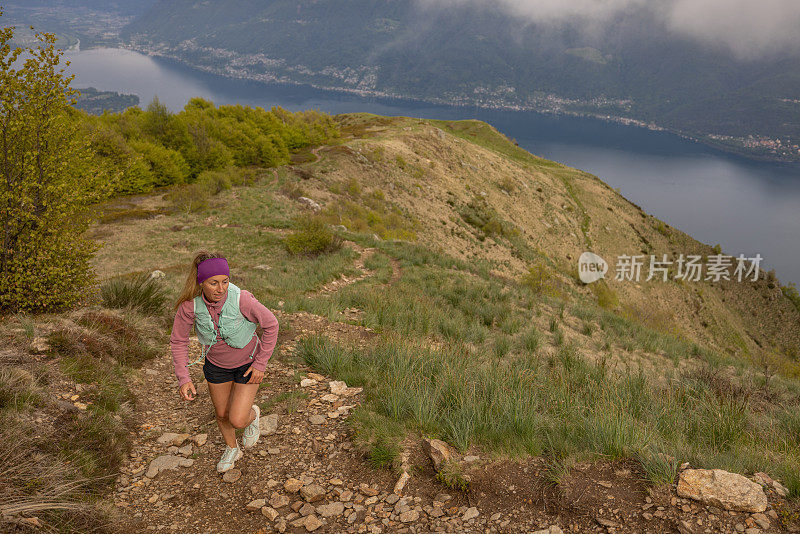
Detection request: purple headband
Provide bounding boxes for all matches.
[197,257,229,284]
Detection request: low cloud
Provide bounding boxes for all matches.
[664,0,800,58]
[415,0,800,58]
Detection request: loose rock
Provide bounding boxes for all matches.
[316,502,344,517]
[262,506,279,520]
[222,469,242,483]
[677,469,767,512]
[145,455,194,478]
[463,507,479,521]
[422,438,455,471]
[300,484,326,503]
[285,478,304,493]
[246,499,266,511]
[261,414,279,434]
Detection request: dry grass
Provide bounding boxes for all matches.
[0,308,162,532]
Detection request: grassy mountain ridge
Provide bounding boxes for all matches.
[5,110,800,531]
[92,111,800,376]
[87,110,800,497]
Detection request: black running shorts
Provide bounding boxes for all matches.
[202,358,254,384]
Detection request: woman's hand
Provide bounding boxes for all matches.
[180,381,197,401]
[243,366,264,385]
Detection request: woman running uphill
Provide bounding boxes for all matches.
[170,251,279,473]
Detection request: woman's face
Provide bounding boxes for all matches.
[201,274,229,302]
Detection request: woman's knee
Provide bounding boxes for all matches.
[228,413,250,429]
[215,410,229,422]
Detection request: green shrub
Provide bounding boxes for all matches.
[129,139,190,187]
[435,458,470,490]
[100,273,169,316]
[590,280,619,310]
[458,196,518,239]
[0,27,103,312]
[195,166,241,194]
[284,214,343,256]
[521,262,551,294]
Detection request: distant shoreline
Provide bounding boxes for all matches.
[102,42,800,166]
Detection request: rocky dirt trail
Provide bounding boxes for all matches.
[111,241,796,533]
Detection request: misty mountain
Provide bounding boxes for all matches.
[116,1,799,159]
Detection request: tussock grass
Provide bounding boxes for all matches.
[347,409,404,470]
[100,272,169,316]
[516,325,541,353]
[0,368,42,411]
[436,458,470,490]
[297,332,800,492]
[1,307,160,531]
[0,428,107,531]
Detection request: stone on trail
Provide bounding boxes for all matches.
[422,438,455,471]
[270,494,290,508]
[677,469,767,512]
[145,455,194,478]
[300,484,326,503]
[308,414,326,425]
[399,510,419,522]
[284,478,304,493]
[191,433,207,447]
[305,514,324,531]
[260,413,279,435]
[261,506,280,520]
[165,433,190,446]
[329,380,347,395]
[359,483,379,497]
[300,378,317,387]
[156,432,180,445]
[222,468,242,483]
[316,502,344,517]
[246,499,266,511]
[463,507,479,521]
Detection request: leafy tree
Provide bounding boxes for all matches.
[0,17,104,311]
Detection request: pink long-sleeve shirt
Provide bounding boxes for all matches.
[170,288,279,386]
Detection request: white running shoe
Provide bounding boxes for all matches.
[242,404,261,449]
[216,443,243,473]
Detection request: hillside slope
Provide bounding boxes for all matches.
[265,113,799,362]
[0,111,788,533]
[17,111,796,532]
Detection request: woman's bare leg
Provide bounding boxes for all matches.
[207,381,237,447]
[227,382,260,429]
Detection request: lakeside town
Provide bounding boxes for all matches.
[121,37,800,164]
[3,2,798,163]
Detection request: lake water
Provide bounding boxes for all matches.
[63,47,800,286]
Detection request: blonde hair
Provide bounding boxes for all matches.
[173,250,226,312]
